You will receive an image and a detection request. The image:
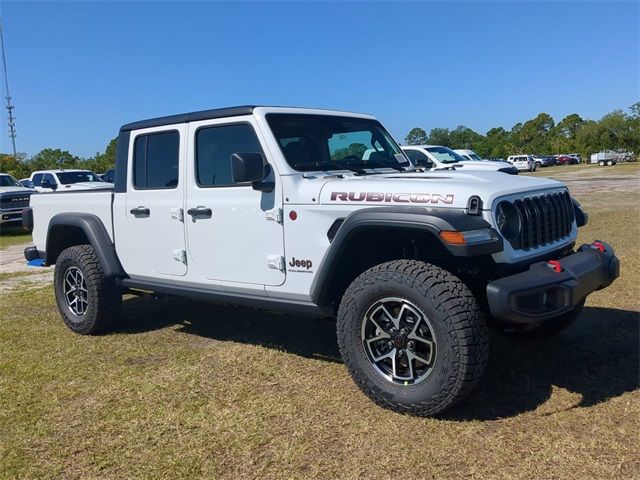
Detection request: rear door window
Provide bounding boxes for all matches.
[133,131,180,189]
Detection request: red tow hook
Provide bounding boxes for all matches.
[547,260,563,273]
[592,241,605,253]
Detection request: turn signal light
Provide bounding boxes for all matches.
[439,231,466,245]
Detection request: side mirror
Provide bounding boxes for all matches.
[231,153,274,192]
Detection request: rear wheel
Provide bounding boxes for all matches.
[606,160,614,166]
[54,244,121,335]
[337,260,488,416]
[598,160,605,166]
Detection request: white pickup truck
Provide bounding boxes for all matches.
[24,106,619,416]
[402,145,518,174]
[30,169,113,193]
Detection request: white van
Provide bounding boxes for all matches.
[507,155,537,172]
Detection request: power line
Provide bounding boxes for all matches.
[0,19,17,159]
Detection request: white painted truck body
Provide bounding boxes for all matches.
[32,107,573,303]
[25,105,619,417]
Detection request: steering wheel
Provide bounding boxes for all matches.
[340,155,362,164]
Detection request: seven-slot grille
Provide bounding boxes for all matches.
[506,190,574,250]
[0,193,31,210]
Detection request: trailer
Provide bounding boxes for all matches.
[590,151,636,166]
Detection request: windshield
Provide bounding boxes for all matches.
[468,153,482,161]
[267,114,410,172]
[425,146,466,164]
[56,171,103,185]
[0,174,21,187]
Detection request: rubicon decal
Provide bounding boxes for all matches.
[330,192,454,204]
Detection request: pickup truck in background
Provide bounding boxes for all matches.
[402,145,518,174]
[30,169,113,193]
[23,105,619,416]
[0,173,34,231]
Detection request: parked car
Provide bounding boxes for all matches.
[0,173,34,231]
[24,105,619,417]
[402,145,518,174]
[452,149,483,162]
[556,155,578,166]
[29,169,113,193]
[507,155,537,171]
[567,154,582,163]
[532,156,548,168]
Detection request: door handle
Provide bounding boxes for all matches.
[129,206,150,216]
[187,206,212,219]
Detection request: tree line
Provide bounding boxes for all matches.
[0,138,118,180]
[1,103,638,178]
[404,103,640,160]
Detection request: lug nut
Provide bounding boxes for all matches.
[398,349,404,356]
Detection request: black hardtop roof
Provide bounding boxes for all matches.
[119,105,257,132]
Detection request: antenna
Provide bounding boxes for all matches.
[0,19,17,159]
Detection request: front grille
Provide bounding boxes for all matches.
[506,191,574,250]
[0,193,32,210]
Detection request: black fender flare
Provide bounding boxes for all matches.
[309,206,502,307]
[46,213,126,278]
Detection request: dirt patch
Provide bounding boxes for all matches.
[0,242,53,295]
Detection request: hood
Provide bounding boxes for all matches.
[0,186,34,195]
[60,182,113,190]
[318,170,565,209]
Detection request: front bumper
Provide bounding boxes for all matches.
[486,241,619,324]
[0,208,24,225]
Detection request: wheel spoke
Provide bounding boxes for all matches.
[407,349,433,368]
[366,332,390,349]
[372,348,396,363]
[374,304,398,331]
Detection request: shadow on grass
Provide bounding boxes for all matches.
[117,297,639,419]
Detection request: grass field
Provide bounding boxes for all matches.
[0,229,31,250]
[1,166,638,479]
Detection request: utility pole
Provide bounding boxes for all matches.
[0,19,17,159]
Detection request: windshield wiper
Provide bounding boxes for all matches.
[294,160,367,175]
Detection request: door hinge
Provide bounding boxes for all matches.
[171,207,184,222]
[267,255,286,272]
[173,249,187,265]
[265,208,283,224]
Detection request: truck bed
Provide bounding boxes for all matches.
[31,190,114,253]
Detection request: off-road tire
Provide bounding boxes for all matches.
[498,299,585,339]
[54,244,121,335]
[337,260,489,416]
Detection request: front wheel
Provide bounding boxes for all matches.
[54,244,122,335]
[336,260,488,416]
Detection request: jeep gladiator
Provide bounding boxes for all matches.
[24,106,620,416]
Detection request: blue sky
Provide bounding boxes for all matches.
[1,1,638,158]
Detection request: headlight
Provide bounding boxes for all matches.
[495,201,521,241]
